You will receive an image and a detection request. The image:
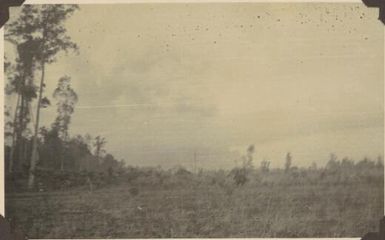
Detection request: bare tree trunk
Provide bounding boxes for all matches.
[60,157,64,171]
[28,62,45,190]
[8,94,21,173]
[86,176,93,192]
[60,132,66,171]
[17,92,27,171]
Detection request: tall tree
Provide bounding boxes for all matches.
[260,159,270,173]
[241,144,255,170]
[52,76,78,139]
[285,152,292,173]
[69,135,93,171]
[52,76,78,170]
[246,144,255,168]
[93,136,107,168]
[6,5,79,189]
[5,37,39,174]
[39,126,63,170]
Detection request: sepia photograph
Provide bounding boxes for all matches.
[2,2,384,239]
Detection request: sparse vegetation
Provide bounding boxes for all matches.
[5,157,384,238]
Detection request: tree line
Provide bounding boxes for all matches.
[4,5,124,190]
[232,146,383,186]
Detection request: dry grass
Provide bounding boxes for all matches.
[5,171,383,238]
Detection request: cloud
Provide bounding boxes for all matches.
[6,3,383,169]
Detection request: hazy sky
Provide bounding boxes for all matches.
[6,3,384,169]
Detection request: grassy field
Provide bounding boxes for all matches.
[5,169,384,238]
